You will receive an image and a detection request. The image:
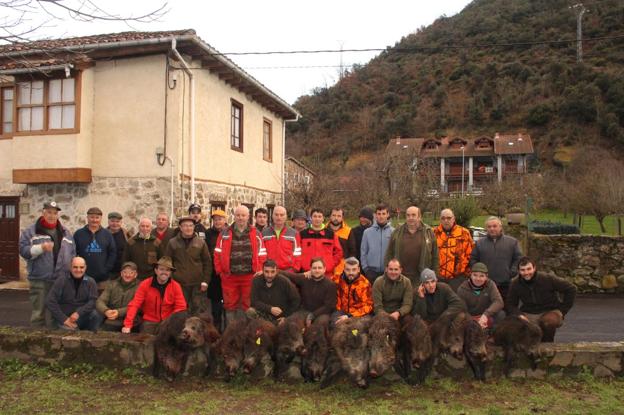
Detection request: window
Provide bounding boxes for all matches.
[16,76,77,133]
[1,87,13,136]
[231,99,243,151]
[263,119,272,162]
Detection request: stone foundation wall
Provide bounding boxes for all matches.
[0,327,621,380]
[529,234,624,293]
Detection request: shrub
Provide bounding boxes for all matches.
[528,220,580,235]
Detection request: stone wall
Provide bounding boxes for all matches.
[0,327,622,380]
[529,234,624,293]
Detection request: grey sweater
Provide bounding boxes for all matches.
[469,234,522,286]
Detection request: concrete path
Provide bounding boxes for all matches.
[0,287,622,342]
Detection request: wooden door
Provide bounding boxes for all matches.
[0,197,20,280]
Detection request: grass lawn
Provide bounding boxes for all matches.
[0,360,623,415]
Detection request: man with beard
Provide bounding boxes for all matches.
[247,259,301,324]
[330,257,373,326]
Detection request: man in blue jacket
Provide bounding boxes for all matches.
[46,256,99,331]
[19,201,75,328]
[73,207,116,288]
[360,204,394,283]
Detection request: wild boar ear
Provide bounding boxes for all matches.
[204,323,220,344]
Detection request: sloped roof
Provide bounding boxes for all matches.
[494,133,534,155]
[386,133,534,157]
[285,156,316,176]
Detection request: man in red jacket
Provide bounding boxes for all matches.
[122,256,187,334]
[261,206,301,271]
[299,208,342,277]
[214,205,266,324]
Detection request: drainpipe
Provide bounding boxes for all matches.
[283,115,300,205]
[171,38,196,203]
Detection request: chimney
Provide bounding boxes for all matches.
[395,136,401,145]
[518,133,523,141]
[495,132,500,139]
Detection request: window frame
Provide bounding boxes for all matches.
[0,84,15,140]
[230,99,243,152]
[262,118,272,162]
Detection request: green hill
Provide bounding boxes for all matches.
[287,0,624,165]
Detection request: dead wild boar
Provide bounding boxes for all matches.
[368,312,401,378]
[275,311,308,379]
[242,317,277,375]
[429,311,471,360]
[320,315,372,389]
[153,311,220,382]
[217,317,248,381]
[463,319,488,381]
[494,315,542,376]
[396,314,433,384]
[301,314,331,382]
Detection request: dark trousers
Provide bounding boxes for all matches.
[208,273,224,331]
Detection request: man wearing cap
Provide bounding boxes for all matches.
[19,201,75,328]
[291,209,308,233]
[261,206,301,272]
[411,268,466,324]
[254,208,269,233]
[456,262,504,329]
[73,207,116,287]
[434,208,474,292]
[123,217,160,280]
[122,256,187,334]
[372,258,413,320]
[214,205,266,323]
[350,206,375,262]
[164,216,212,315]
[361,203,394,283]
[206,208,228,330]
[46,257,99,331]
[107,211,129,279]
[152,212,176,255]
[95,261,140,331]
[188,203,207,240]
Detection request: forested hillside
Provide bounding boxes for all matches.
[287,0,624,166]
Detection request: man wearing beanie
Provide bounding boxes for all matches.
[291,209,308,233]
[372,258,413,320]
[456,262,504,329]
[411,268,465,323]
[361,203,394,283]
[350,206,374,262]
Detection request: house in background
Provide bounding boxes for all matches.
[386,133,534,194]
[0,29,300,279]
[284,156,316,189]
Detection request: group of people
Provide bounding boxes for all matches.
[19,200,577,342]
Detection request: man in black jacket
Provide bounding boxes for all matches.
[506,257,577,342]
[73,207,116,288]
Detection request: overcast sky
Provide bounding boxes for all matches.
[14,0,472,104]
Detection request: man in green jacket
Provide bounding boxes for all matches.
[372,258,413,320]
[412,268,465,323]
[95,261,140,331]
[123,218,160,280]
[385,206,439,286]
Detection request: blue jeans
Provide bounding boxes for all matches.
[55,310,100,332]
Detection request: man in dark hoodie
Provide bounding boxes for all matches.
[412,268,465,323]
[19,201,75,328]
[350,206,374,262]
[46,256,99,331]
[73,207,116,288]
[506,257,576,342]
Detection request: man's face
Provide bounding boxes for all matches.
[155,265,172,283]
[70,259,86,279]
[255,212,268,227]
[311,212,324,228]
[120,267,138,283]
[405,207,421,227]
[375,209,389,226]
[423,280,437,294]
[359,216,372,227]
[156,214,169,230]
[330,210,343,226]
[212,215,226,230]
[293,218,307,231]
[87,214,102,228]
[234,208,249,228]
[190,209,202,222]
[440,212,455,231]
[42,208,59,224]
[310,261,326,279]
[344,263,360,281]
[272,208,287,228]
[180,221,195,237]
[263,266,278,284]
[470,271,488,287]
[139,220,152,236]
[486,219,503,238]
[385,261,402,281]
[108,218,122,232]
[518,263,536,281]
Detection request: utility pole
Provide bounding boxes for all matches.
[570,3,588,63]
[338,41,345,80]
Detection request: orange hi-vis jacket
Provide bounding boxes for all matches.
[331,272,373,317]
[433,223,475,279]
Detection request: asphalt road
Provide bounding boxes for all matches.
[0,289,622,342]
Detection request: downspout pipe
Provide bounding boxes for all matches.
[171,38,196,203]
[283,114,301,205]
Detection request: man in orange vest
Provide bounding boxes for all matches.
[433,208,474,291]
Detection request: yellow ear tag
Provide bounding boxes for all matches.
[256,337,262,346]
[351,329,358,336]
